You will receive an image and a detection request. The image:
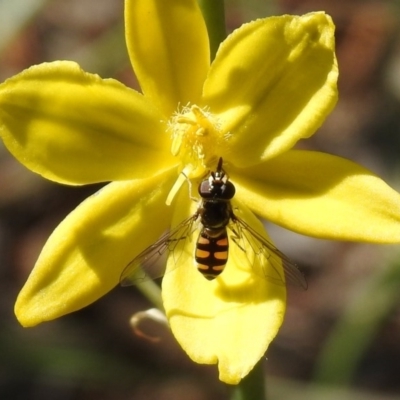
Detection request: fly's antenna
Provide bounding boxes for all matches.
[217,157,223,173]
[214,157,226,181]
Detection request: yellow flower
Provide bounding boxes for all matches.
[1,0,400,384]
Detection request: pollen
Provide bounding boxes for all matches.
[168,105,221,178]
[166,105,222,206]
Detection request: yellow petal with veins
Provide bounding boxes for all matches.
[203,12,338,167]
[125,0,210,117]
[15,169,176,327]
[162,189,285,384]
[0,61,175,185]
[232,150,400,242]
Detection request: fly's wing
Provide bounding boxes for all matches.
[120,214,198,286]
[229,216,307,289]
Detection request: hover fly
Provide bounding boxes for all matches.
[120,158,307,289]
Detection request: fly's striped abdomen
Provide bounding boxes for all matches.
[195,229,229,280]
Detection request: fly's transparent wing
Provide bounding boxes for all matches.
[229,216,307,289]
[120,214,198,286]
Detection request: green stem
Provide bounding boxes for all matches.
[197,0,226,60]
[197,3,265,396]
[231,360,266,400]
[136,279,164,311]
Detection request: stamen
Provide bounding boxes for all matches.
[166,166,191,206]
[168,104,221,173]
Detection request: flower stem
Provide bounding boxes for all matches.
[197,0,226,61]
[198,3,267,396]
[136,279,164,311]
[230,360,266,400]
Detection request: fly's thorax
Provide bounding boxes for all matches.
[200,200,231,229]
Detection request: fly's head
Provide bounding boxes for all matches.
[198,158,236,201]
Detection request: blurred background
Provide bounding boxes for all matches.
[1,0,400,399]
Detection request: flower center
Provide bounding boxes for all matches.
[166,105,221,205]
[169,104,220,179]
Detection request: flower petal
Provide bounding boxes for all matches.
[125,0,210,117]
[0,61,175,185]
[232,150,400,243]
[203,12,338,166]
[162,191,286,384]
[15,168,177,327]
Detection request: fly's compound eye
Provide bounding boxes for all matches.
[198,179,236,200]
[221,181,235,200]
[198,179,213,199]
